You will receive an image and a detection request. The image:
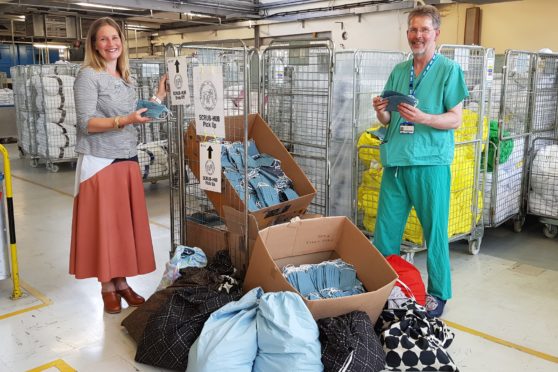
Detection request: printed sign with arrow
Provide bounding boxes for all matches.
[199,142,221,193]
[166,56,190,106]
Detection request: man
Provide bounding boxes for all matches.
[372,5,468,318]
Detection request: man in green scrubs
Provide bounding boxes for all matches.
[372,5,469,318]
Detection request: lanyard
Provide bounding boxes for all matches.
[409,53,437,97]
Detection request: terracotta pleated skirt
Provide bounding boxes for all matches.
[69,154,156,282]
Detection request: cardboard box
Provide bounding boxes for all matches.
[243,216,398,321]
[185,218,229,259]
[185,113,316,229]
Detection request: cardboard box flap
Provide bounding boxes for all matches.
[260,217,343,260]
[222,205,259,240]
[336,219,398,290]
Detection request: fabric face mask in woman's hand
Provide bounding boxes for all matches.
[136,99,172,120]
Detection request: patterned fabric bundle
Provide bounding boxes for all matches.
[135,287,242,370]
[318,311,386,372]
[374,300,458,371]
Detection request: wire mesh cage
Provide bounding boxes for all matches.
[529,53,558,150]
[129,59,170,183]
[332,50,406,219]
[261,39,333,216]
[331,50,406,231]
[527,137,558,238]
[525,52,558,238]
[11,63,81,172]
[483,50,535,231]
[10,65,36,159]
[168,41,260,272]
[438,45,493,255]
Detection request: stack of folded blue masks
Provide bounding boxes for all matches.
[381,90,419,112]
[136,99,172,120]
[282,258,365,300]
[221,140,299,211]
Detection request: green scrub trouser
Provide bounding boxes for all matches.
[373,165,452,300]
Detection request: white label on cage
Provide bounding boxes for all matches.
[199,142,222,193]
[193,65,225,138]
[166,56,190,106]
[454,48,470,71]
[487,56,495,82]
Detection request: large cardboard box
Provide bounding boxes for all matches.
[243,216,398,321]
[184,214,248,271]
[185,113,316,229]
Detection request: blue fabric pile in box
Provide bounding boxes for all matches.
[282,258,365,300]
[221,139,299,211]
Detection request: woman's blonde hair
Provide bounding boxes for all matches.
[83,17,131,82]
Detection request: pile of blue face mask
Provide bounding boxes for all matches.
[282,258,365,300]
[381,90,419,112]
[136,99,172,120]
[221,140,299,211]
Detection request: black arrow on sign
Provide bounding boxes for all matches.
[207,146,213,159]
[174,60,180,73]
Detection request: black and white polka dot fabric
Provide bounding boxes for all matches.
[374,299,458,371]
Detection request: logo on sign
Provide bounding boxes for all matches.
[174,74,183,90]
[199,80,217,111]
[205,159,215,175]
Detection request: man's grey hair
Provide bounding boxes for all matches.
[408,5,441,30]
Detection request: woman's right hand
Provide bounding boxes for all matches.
[125,108,151,125]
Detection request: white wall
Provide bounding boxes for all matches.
[154,8,412,54]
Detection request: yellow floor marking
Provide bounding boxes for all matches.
[0,281,52,320]
[26,359,76,372]
[11,174,170,230]
[445,319,558,364]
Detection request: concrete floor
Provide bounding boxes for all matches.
[0,143,557,372]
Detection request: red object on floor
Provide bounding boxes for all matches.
[386,255,426,305]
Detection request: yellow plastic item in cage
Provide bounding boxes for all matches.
[357,115,485,246]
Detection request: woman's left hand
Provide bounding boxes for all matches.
[156,74,168,100]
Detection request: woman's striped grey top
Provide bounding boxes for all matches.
[74,66,139,159]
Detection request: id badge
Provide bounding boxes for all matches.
[400,121,415,134]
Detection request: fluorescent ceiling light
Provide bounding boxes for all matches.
[76,2,134,11]
[126,24,153,30]
[33,43,69,49]
[184,12,214,19]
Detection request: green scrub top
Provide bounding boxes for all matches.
[380,54,469,167]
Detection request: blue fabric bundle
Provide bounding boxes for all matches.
[254,292,323,372]
[283,259,365,300]
[186,287,262,372]
[381,90,419,112]
[136,99,172,120]
[186,288,323,372]
[221,140,299,211]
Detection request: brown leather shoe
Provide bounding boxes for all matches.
[116,287,145,307]
[101,291,121,314]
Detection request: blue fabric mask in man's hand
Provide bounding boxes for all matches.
[136,99,172,119]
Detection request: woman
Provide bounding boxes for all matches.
[70,17,167,314]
